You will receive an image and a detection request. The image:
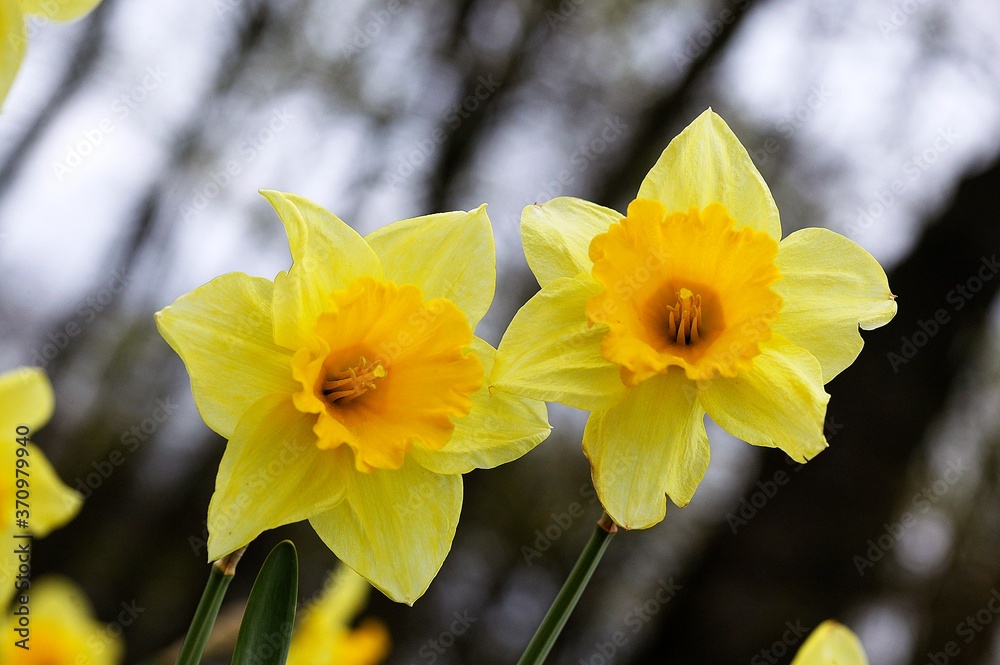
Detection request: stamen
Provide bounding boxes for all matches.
[322,356,387,404]
[665,289,703,345]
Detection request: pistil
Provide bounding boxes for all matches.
[322,356,387,403]
[666,288,702,345]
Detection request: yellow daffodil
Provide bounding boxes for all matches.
[791,620,869,665]
[492,109,896,529]
[1,0,104,108]
[1,576,123,664]
[0,367,82,606]
[287,565,390,665]
[156,191,549,603]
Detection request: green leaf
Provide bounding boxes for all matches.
[232,541,299,665]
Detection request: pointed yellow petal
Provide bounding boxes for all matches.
[19,0,102,21]
[309,458,461,605]
[156,272,298,438]
[0,366,54,433]
[411,337,550,475]
[583,368,708,529]
[637,109,781,240]
[791,620,869,665]
[699,335,829,462]
[207,394,350,561]
[366,205,495,328]
[774,228,897,382]
[24,443,82,537]
[261,190,382,348]
[492,275,627,411]
[521,197,621,287]
[1,576,123,665]
[0,1,25,109]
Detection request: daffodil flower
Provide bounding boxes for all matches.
[287,565,390,665]
[492,109,896,529]
[0,367,82,606]
[1,576,123,663]
[791,620,869,665]
[156,191,549,603]
[1,0,104,108]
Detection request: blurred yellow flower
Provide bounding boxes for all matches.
[493,109,896,529]
[287,566,390,665]
[0,367,82,606]
[1,0,104,108]
[156,191,549,603]
[1,576,123,664]
[791,620,868,665]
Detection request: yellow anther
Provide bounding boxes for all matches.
[665,289,702,345]
[322,356,387,404]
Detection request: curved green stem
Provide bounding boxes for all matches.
[176,547,246,665]
[517,513,618,665]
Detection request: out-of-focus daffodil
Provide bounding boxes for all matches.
[287,565,390,665]
[791,620,868,665]
[156,191,549,603]
[0,576,123,664]
[0,367,82,605]
[1,0,104,108]
[493,109,896,529]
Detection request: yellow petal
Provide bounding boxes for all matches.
[1,576,123,665]
[261,190,382,349]
[0,366,54,433]
[0,1,25,109]
[411,337,550,475]
[521,197,621,287]
[365,205,495,329]
[699,335,829,462]
[637,109,781,240]
[156,272,298,438]
[492,275,627,411]
[309,458,461,605]
[583,368,709,529]
[18,0,102,21]
[791,620,869,665]
[23,442,82,537]
[774,228,897,382]
[207,394,351,561]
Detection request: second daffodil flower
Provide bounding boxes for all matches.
[156,192,549,604]
[492,109,896,529]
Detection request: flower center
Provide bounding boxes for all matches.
[666,288,702,345]
[291,276,483,472]
[322,356,387,404]
[586,198,782,385]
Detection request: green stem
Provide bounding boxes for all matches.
[176,547,246,665]
[517,513,618,665]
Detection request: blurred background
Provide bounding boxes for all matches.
[2,0,1000,663]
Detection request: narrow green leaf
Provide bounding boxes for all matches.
[232,541,299,665]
